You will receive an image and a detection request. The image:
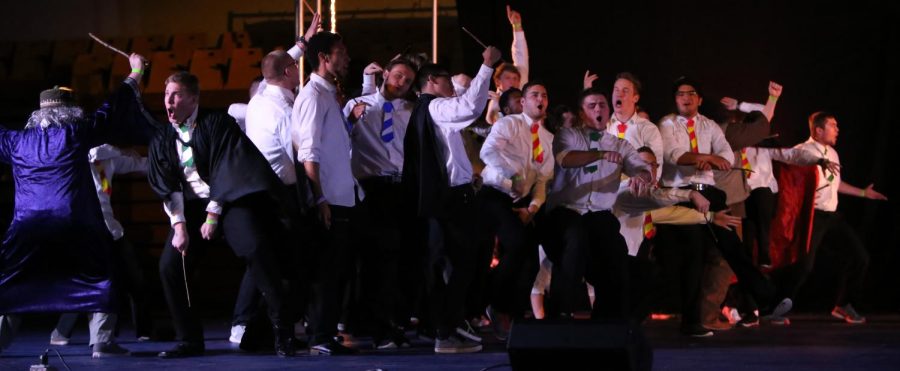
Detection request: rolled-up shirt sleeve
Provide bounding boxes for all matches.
[163,192,186,225]
[293,92,323,163]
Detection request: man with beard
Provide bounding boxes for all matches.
[0,53,153,357]
[293,31,361,355]
[342,57,417,349]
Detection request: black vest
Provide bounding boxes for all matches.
[402,93,449,218]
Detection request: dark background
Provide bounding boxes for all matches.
[456,0,898,311]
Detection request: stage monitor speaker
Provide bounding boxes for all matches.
[506,319,652,371]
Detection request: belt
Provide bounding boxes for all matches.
[680,183,711,191]
[365,173,403,185]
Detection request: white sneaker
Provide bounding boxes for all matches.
[229,324,246,344]
[50,329,70,346]
[721,306,741,324]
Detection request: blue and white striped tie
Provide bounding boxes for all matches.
[381,101,394,143]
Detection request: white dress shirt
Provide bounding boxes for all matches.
[343,92,412,179]
[227,103,247,132]
[293,73,362,207]
[480,113,555,208]
[659,113,735,187]
[795,137,840,212]
[607,113,664,179]
[613,182,693,256]
[548,127,651,214]
[744,146,821,192]
[428,64,494,186]
[245,84,297,185]
[89,144,148,240]
[162,108,223,225]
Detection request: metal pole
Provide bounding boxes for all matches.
[432,0,438,63]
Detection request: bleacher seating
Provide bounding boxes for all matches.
[224,47,263,91]
[189,49,229,91]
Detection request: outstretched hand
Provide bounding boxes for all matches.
[583,70,599,90]
[507,5,522,26]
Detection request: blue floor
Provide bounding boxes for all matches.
[2,314,900,370]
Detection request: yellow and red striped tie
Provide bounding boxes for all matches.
[531,122,544,163]
[95,162,111,196]
[686,118,698,153]
[740,149,752,179]
[617,122,627,139]
[643,212,656,239]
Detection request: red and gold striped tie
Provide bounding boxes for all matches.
[686,118,698,153]
[531,122,544,163]
[740,148,752,179]
[643,212,656,239]
[95,162,111,196]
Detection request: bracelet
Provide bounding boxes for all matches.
[512,23,522,31]
[131,68,142,74]
[205,218,217,225]
[861,189,867,198]
[296,35,308,46]
[768,95,778,101]
[510,174,523,182]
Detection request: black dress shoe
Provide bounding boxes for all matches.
[309,337,358,355]
[158,342,205,358]
[274,325,296,357]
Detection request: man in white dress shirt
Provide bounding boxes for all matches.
[293,31,360,355]
[775,111,886,324]
[342,58,417,349]
[479,81,554,334]
[544,87,653,320]
[402,45,501,354]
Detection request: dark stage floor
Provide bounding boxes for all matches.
[2,313,900,371]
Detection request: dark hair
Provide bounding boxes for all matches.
[165,71,199,96]
[416,63,449,90]
[305,32,343,71]
[808,111,835,134]
[493,63,520,84]
[385,58,418,75]
[499,87,522,112]
[545,104,575,134]
[615,72,642,95]
[578,87,609,107]
[520,81,546,96]
[636,146,655,156]
[672,76,703,98]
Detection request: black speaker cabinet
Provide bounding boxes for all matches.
[506,319,652,371]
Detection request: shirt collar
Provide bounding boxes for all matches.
[310,73,337,93]
[677,113,701,124]
[262,83,296,104]
[170,106,199,129]
[611,112,635,126]
[806,137,831,155]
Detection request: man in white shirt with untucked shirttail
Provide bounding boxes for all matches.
[230,14,321,346]
[774,111,886,325]
[544,87,653,321]
[479,81,554,338]
[292,30,361,356]
[342,57,417,349]
[402,45,501,354]
[658,77,789,337]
